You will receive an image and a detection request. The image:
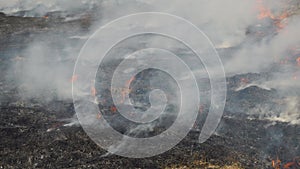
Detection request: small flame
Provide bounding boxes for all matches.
[110,106,117,113]
[256,0,290,31]
[283,162,296,169]
[257,0,275,20]
[272,157,300,169]
[272,157,281,169]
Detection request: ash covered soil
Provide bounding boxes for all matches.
[0,12,300,169]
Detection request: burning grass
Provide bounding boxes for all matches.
[272,156,300,169]
[256,0,296,31]
[1,2,300,168]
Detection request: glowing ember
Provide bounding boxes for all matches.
[272,157,281,169]
[272,157,300,169]
[110,106,117,113]
[283,162,296,169]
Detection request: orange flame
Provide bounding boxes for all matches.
[272,157,281,169]
[110,106,117,113]
[257,0,275,20]
[258,6,275,20]
[272,157,300,169]
[283,162,296,169]
[256,0,290,31]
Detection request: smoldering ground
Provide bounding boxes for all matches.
[3,0,299,125]
[1,1,300,167]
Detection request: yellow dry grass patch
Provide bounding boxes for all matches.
[165,160,243,169]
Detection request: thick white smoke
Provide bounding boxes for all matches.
[0,0,98,16]
[3,0,300,124]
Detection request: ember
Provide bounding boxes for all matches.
[110,106,117,113]
[272,157,281,169]
[272,157,300,169]
[283,162,296,169]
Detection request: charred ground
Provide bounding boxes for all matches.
[0,12,299,169]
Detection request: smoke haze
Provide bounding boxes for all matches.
[2,0,300,124]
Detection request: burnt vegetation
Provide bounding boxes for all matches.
[1,2,300,169]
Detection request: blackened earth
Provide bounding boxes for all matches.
[0,12,300,169]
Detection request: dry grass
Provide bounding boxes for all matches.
[165,160,244,169]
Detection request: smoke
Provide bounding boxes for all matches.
[8,34,83,102]
[0,0,98,16]
[246,96,300,125]
[3,0,300,125]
